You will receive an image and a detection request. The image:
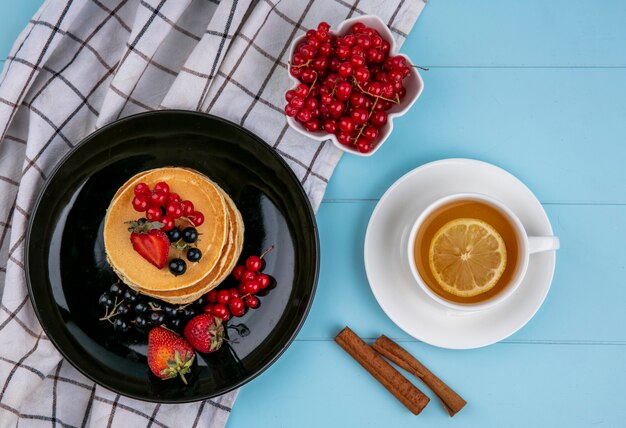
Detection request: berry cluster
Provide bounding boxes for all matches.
[285,21,412,153]
[132,181,204,231]
[165,225,202,276]
[99,282,209,333]
[203,247,274,321]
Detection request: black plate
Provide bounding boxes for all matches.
[25,110,319,403]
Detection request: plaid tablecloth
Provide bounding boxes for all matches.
[0,0,425,426]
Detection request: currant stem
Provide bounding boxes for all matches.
[259,245,275,259]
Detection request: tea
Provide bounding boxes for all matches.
[413,199,521,304]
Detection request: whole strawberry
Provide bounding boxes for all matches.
[183,314,225,353]
[148,327,195,384]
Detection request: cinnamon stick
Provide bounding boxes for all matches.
[372,335,466,416]
[335,327,429,415]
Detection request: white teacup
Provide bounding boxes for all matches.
[407,193,560,311]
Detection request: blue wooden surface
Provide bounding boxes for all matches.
[2,1,626,427]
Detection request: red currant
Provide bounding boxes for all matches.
[336,45,350,59]
[323,119,338,133]
[318,22,330,32]
[338,116,355,133]
[335,82,352,100]
[241,270,256,282]
[354,67,370,83]
[229,298,245,317]
[351,108,369,125]
[306,29,316,38]
[343,34,356,46]
[355,34,371,49]
[338,61,353,77]
[351,22,365,33]
[285,104,297,117]
[328,56,341,71]
[304,97,318,110]
[203,304,214,314]
[256,273,270,289]
[371,35,383,48]
[311,56,328,71]
[356,138,372,153]
[207,290,218,303]
[212,303,230,321]
[180,200,194,216]
[363,27,378,37]
[381,39,390,54]
[150,190,168,207]
[290,96,304,110]
[285,89,297,102]
[350,92,367,107]
[296,108,312,123]
[134,182,150,197]
[246,280,261,295]
[319,42,332,56]
[154,182,169,195]
[161,215,175,231]
[217,289,231,305]
[246,255,263,272]
[307,37,320,50]
[337,132,352,146]
[188,211,204,226]
[320,93,333,105]
[363,126,379,141]
[375,72,388,82]
[304,119,320,132]
[245,295,260,309]
[229,288,241,299]
[398,87,407,99]
[401,66,410,78]
[232,265,245,280]
[390,56,406,70]
[388,69,403,82]
[295,83,309,97]
[371,110,388,126]
[289,66,303,79]
[132,195,149,212]
[328,100,345,117]
[351,46,365,58]
[146,206,163,222]
[169,193,182,204]
[301,68,317,83]
[350,55,365,68]
[299,45,315,59]
[166,201,183,219]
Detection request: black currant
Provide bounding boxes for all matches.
[123,289,138,303]
[117,303,131,316]
[109,283,124,296]
[134,302,148,314]
[167,318,182,329]
[181,227,198,243]
[163,305,178,319]
[133,315,147,328]
[113,318,128,332]
[169,258,186,276]
[166,227,181,243]
[187,247,202,262]
[148,311,165,325]
[98,293,113,308]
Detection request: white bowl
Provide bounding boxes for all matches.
[285,15,424,157]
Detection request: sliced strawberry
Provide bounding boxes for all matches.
[130,229,169,269]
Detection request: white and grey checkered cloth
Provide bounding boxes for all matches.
[0,0,425,426]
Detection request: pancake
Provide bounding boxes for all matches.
[104,168,228,292]
[134,186,244,304]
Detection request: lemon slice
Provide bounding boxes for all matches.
[428,218,507,297]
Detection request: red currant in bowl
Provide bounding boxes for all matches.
[284,15,423,157]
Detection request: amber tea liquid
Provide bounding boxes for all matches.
[413,199,521,303]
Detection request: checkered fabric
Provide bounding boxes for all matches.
[0,0,425,426]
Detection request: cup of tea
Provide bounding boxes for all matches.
[407,193,559,311]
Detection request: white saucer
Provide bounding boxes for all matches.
[364,159,557,349]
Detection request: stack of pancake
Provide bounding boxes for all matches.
[104,167,244,304]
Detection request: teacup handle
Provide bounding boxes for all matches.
[528,236,560,254]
